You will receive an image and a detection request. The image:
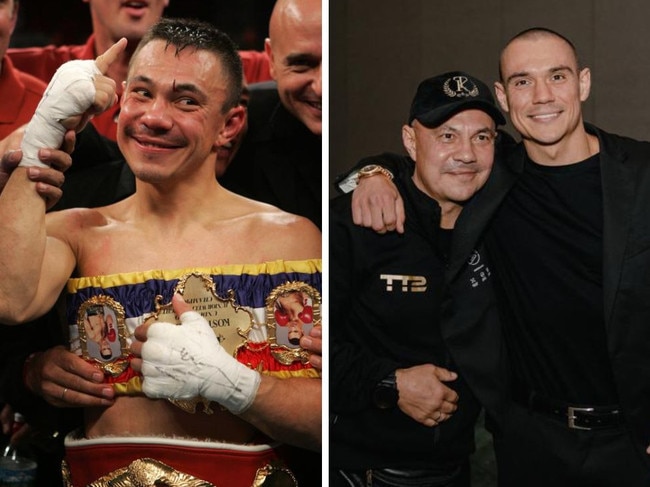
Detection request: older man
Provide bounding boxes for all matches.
[331,71,507,487]
[220,0,322,228]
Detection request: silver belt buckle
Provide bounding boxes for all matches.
[567,406,595,430]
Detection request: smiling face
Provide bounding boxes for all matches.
[84,0,169,45]
[266,0,322,135]
[403,109,496,226]
[495,32,590,154]
[117,40,244,185]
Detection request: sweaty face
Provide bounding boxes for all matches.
[85,0,169,44]
[267,0,322,135]
[405,110,496,217]
[495,34,590,151]
[118,40,233,185]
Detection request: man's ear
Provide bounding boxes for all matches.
[494,81,509,113]
[215,105,247,150]
[402,124,417,161]
[264,38,276,80]
[578,67,591,102]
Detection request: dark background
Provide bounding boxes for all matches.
[330,0,650,195]
[10,0,274,51]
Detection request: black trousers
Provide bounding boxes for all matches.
[494,403,650,487]
[331,460,470,487]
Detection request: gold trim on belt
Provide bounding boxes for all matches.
[62,458,298,487]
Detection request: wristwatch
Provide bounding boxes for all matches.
[355,164,394,184]
[372,371,399,409]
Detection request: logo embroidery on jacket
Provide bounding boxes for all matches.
[380,274,427,292]
[468,249,491,288]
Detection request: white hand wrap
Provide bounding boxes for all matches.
[19,60,99,168]
[141,311,261,415]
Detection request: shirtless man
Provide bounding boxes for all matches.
[0,18,321,487]
[7,0,271,141]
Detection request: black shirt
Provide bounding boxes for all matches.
[330,162,481,469]
[488,153,619,405]
[220,82,322,228]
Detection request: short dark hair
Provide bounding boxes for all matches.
[499,27,580,81]
[132,17,243,112]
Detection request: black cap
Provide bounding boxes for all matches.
[408,71,506,127]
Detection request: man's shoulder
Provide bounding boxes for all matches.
[7,41,90,82]
[229,193,320,235]
[14,68,47,95]
[247,81,280,125]
[257,205,320,237]
[588,123,650,157]
[45,206,108,239]
[256,207,321,259]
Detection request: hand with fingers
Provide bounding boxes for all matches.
[352,173,405,234]
[131,293,261,415]
[300,324,322,372]
[22,346,115,408]
[1,129,76,209]
[71,37,127,131]
[395,363,459,427]
[0,404,33,447]
[19,37,126,168]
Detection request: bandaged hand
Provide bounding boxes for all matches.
[131,294,261,415]
[19,38,126,168]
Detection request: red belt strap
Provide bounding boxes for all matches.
[65,437,284,487]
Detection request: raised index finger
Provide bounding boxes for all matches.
[95,37,128,75]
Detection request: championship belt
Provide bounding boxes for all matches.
[71,270,321,411]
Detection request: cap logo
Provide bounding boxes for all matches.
[443,75,479,99]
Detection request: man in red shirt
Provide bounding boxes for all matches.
[0,0,46,139]
[8,0,271,140]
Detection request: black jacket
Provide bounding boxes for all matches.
[220,81,322,228]
[330,159,503,469]
[457,124,650,465]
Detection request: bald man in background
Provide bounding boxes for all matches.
[220,0,323,229]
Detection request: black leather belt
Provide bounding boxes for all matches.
[337,464,463,487]
[520,392,623,431]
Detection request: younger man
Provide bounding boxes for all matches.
[0,18,321,487]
